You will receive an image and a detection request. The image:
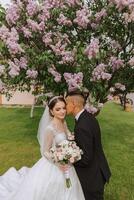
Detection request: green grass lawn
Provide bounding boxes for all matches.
[0,103,134,200]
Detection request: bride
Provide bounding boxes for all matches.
[0,96,85,200]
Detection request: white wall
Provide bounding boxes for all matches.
[2,91,34,105]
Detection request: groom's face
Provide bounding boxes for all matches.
[65,96,75,115]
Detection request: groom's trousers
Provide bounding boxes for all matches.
[82,172,105,200]
[84,189,104,200]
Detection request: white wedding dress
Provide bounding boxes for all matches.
[0,123,85,200]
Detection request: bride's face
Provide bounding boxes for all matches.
[51,101,66,120]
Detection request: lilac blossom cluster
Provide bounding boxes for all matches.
[42,32,52,46]
[123,6,134,24]
[84,38,99,59]
[109,56,124,71]
[66,0,81,7]
[64,72,83,91]
[50,41,74,64]
[94,8,107,22]
[57,14,72,26]
[6,3,20,25]
[0,26,23,55]
[26,69,38,79]
[74,7,91,28]
[109,0,134,11]
[91,64,112,81]
[26,0,39,16]
[48,66,61,83]
[85,102,104,115]
[8,57,28,78]
[109,0,134,23]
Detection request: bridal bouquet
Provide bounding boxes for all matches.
[49,140,83,188]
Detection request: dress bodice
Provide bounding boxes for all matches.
[47,123,67,145]
[54,133,66,145]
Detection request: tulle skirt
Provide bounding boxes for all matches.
[0,157,85,200]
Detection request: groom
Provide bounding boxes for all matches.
[66,90,111,200]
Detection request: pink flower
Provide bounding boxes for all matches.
[38,22,45,31]
[109,0,130,11]
[57,14,72,26]
[74,7,91,28]
[8,60,20,78]
[9,27,19,42]
[6,41,24,55]
[38,6,50,22]
[95,8,107,22]
[26,0,39,16]
[84,38,99,59]
[19,57,28,69]
[64,72,83,91]
[69,157,75,163]
[6,4,20,25]
[66,0,81,7]
[27,19,40,32]
[91,23,99,29]
[109,57,124,71]
[60,51,74,64]
[48,66,61,83]
[107,95,114,101]
[0,25,9,42]
[21,27,32,38]
[50,41,67,56]
[91,64,112,81]
[1,27,24,55]
[26,69,38,79]
[42,32,52,46]
[41,0,65,10]
[9,57,27,72]
[85,104,98,115]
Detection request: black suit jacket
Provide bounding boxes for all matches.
[74,110,111,194]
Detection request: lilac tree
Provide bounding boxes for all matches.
[0,0,134,114]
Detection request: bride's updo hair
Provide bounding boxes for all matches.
[48,96,66,116]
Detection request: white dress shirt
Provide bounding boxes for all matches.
[75,109,85,121]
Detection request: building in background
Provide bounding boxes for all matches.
[0,91,34,105]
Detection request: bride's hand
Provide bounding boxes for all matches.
[57,164,70,172]
[67,132,75,141]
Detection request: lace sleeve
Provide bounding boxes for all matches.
[43,127,54,160]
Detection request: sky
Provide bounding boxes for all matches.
[0,0,11,7]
